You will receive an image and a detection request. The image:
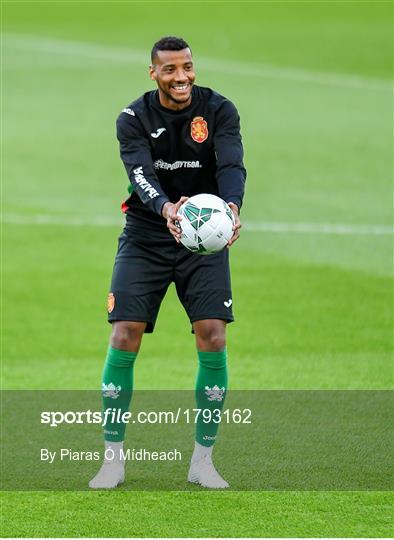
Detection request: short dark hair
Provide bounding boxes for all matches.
[151,36,191,63]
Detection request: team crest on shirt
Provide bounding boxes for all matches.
[191,116,208,143]
[107,293,115,313]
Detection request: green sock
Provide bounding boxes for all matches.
[102,345,137,442]
[195,349,228,447]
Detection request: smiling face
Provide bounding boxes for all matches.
[149,48,195,111]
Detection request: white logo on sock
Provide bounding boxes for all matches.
[102,382,121,399]
[205,385,226,402]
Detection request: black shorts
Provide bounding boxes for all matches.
[107,221,234,333]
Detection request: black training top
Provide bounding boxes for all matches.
[116,85,246,227]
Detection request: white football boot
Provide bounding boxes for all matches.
[188,455,229,489]
[89,459,125,489]
[89,441,125,489]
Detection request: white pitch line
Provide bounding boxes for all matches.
[242,221,394,236]
[3,32,392,92]
[2,213,120,227]
[2,214,393,236]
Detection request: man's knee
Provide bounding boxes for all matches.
[194,320,226,352]
[110,321,146,352]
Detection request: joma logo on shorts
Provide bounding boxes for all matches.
[133,166,160,199]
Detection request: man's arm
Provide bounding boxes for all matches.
[213,100,246,211]
[213,100,246,246]
[116,113,169,215]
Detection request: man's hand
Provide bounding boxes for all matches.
[227,202,242,247]
[162,196,189,243]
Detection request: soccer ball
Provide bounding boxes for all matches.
[178,194,235,255]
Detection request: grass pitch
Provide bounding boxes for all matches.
[2,1,393,537]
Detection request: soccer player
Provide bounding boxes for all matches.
[89,36,246,489]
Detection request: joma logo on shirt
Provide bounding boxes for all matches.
[133,167,159,199]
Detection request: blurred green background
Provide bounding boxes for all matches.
[2,0,393,537]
